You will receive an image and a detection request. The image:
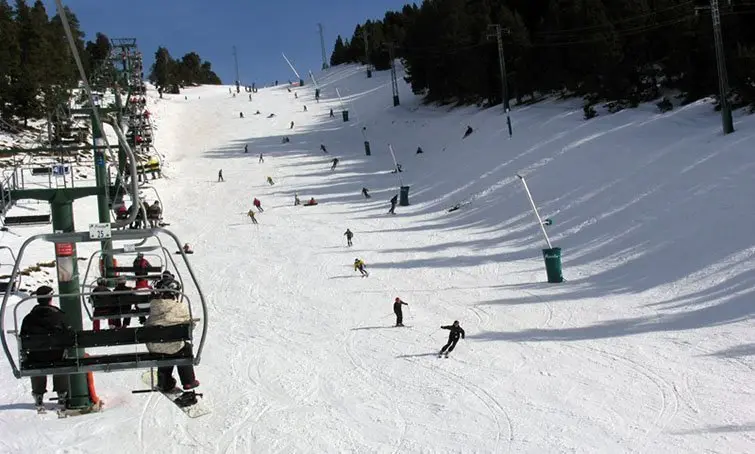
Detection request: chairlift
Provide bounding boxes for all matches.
[0,228,208,378]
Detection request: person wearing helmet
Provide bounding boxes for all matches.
[145,277,199,391]
[354,258,368,277]
[438,320,465,358]
[393,297,408,327]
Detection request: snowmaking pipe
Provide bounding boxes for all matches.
[282,53,302,80]
[388,144,404,187]
[516,174,552,249]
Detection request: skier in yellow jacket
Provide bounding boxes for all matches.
[354,258,369,277]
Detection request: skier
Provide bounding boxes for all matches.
[294,192,300,206]
[21,285,72,410]
[354,258,369,277]
[267,176,275,185]
[393,297,408,327]
[249,94,252,101]
[253,197,263,212]
[146,278,200,391]
[217,169,224,182]
[331,157,339,171]
[329,109,334,118]
[463,125,474,139]
[294,92,298,99]
[320,144,328,153]
[244,144,248,153]
[259,153,264,163]
[438,321,465,358]
[388,194,398,215]
[239,112,244,119]
[361,187,371,199]
[290,121,294,129]
[247,209,258,224]
[416,146,424,154]
[344,228,353,246]
[303,105,307,112]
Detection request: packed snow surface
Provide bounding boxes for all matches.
[1,64,754,453]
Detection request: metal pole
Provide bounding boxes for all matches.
[710,0,734,134]
[388,145,404,187]
[318,23,329,70]
[281,53,303,83]
[488,25,513,138]
[516,174,552,249]
[386,43,400,106]
[92,114,115,281]
[50,201,91,409]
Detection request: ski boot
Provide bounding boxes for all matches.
[33,393,45,413]
[56,391,68,410]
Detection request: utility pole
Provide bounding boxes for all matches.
[487,24,513,138]
[385,42,399,106]
[362,27,372,78]
[318,23,329,70]
[232,45,241,93]
[695,0,734,134]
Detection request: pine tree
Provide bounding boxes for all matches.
[0,0,20,122]
[330,35,347,66]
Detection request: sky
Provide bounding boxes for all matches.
[41,0,413,85]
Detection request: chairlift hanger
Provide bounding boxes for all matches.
[0,227,208,379]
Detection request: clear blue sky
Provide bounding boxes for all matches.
[43,0,412,85]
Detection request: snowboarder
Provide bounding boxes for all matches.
[247,209,258,224]
[393,297,408,327]
[259,153,264,163]
[304,197,318,206]
[294,193,300,206]
[439,321,465,357]
[244,144,248,153]
[362,187,371,199]
[253,197,263,212]
[388,194,398,215]
[320,144,328,153]
[354,258,369,277]
[217,169,224,182]
[331,157,339,171]
[266,176,275,185]
[463,125,474,139]
[182,243,194,254]
[21,285,72,410]
[146,278,200,391]
[344,228,353,246]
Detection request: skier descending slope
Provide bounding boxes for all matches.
[354,258,369,277]
[438,321,465,358]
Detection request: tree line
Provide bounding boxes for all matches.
[148,47,221,96]
[331,0,755,111]
[0,0,221,129]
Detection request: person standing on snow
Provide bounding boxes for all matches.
[393,297,408,327]
[388,194,398,215]
[354,258,369,277]
[244,144,248,153]
[253,198,263,212]
[21,285,72,410]
[438,321,465,357]
[218,169,224,182]
[344,228,353,246]
[294,192,300,206]
[259,153,264,163]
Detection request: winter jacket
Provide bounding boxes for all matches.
[390,195,398,205]
[147,204,161,220]
[393,300,407,313]
[441,325,465,341]
[145,298,191,355]
[354,260,365,271]
[133,257,151,277]
[344,230,353,239]
[20,304,73,362]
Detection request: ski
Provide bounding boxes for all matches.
[140,370,211,418]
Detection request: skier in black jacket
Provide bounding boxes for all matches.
[388,194,398,214]
[20,285,73,407]
[439,320,465,357]
[344,228,353,246]
[393,297,408,327]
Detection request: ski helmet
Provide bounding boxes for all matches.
[395,297,400,302]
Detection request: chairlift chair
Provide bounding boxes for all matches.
[0,227,208,378]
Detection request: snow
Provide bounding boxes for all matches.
[1,63,754,453]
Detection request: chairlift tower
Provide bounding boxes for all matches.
[384,42,400,106]
[318,23,329,70]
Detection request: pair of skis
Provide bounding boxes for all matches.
[134,369,211,418]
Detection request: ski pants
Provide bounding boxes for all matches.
[440,337,459,353]
[394,309,403,326]
[346,237,352,246]
[31,374,68,396]
[388,203,396,214]
[157,345,196,389]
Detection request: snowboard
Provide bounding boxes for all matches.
[140,370,210,418]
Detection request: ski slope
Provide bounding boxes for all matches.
[1,63,754,453]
